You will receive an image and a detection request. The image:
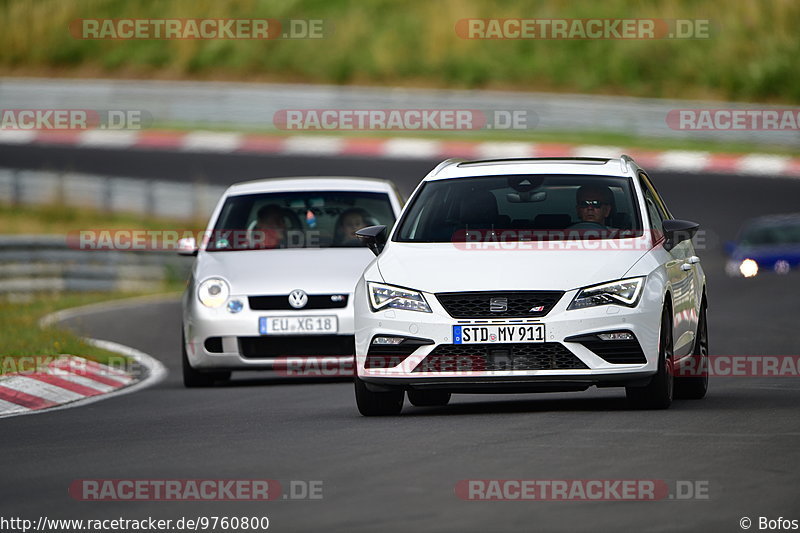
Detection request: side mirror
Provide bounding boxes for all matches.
[662,219,700,251]
[355,225,387,256]
[177,237,198,256]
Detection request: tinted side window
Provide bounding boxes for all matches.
[638,174,665,233]
[639,172,670,220]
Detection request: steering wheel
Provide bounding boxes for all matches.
[568,221,607,230]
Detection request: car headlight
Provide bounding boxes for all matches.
[739,258,759,278]
[367,282,431,313]
[198,278,230,308]
[568,277,645,310]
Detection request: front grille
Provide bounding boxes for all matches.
[364,354,411,369]
[436,291,563,318]
[577,339,646,364]
[413,343,587,372]
[248,294,348,311]
[238,335,354,358]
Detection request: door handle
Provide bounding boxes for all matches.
[681,263,693,271]
[688,256,701,264]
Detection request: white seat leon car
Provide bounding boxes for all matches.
[181,177,403,387]
[353,156,708,415]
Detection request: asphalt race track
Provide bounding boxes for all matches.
[2,144,800,532]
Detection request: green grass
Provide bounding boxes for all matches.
[0,203,187,373]
[0,289,181,373]
[0,202,205,235]
[1,0,798,104]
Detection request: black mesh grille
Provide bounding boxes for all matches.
[365,354,411,369]
[435,291,563,318]
[238,335,354,358]
[413,343,587,372]
[248,294,348,311]
[578,339,646,364]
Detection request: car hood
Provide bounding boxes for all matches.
[195,248,376,295]
[376,242,652,293]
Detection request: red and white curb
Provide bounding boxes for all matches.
[0,297,168,419]
[0,355,133,416]
[1,129,798,177]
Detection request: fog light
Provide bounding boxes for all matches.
[775,260,790,275]
[372,336,405,345]
[597,332,634,341]
[227,299,244,313]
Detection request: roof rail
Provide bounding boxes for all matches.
[619,154,636,173]
[458,157,610,167]
[430,158,467,176]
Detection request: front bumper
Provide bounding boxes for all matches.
[183,293,355,371]
[354,283,663,390]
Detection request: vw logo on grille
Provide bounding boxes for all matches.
[288,289,308,309]
[489,297,508,313]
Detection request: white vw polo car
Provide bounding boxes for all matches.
[180,177,403,387]
[353,156,708,415]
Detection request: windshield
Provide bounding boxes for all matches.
[740,221,800,246]
[394,175,642,243]
[207,190,395,251]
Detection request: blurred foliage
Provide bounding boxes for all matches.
[0,0,798,102]
[0,202,205,235]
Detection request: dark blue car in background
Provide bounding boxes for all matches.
[726,214,800,277]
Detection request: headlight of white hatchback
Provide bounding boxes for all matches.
[568,277,645,310]
[198,277,230,308]
[367,282,431,313]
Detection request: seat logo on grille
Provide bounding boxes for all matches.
[489,297,508,312]
[288,289,308,309]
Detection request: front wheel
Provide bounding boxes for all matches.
[355,377,404,416]
[626,307,674,409]
[675,300,709,399]
[182,331,230,388]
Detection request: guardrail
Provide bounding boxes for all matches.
[0,167,216,293]
[0,167,224,220]
[0,235,191,293]
[1,78,797,146]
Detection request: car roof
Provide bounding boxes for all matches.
[225,176,397,196]
[425,157,638,181]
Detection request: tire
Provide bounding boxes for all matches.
[626,306,674,409]
[407,389,451,407]
[182,331,231,388]
[354,377,404,416]
[675,300,709,400]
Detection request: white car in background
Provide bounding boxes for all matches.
[353,156,708,415]
[180,177,403,387]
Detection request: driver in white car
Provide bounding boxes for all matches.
[575,184,614,226]
[253,204,287,249]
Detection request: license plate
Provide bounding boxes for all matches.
[259,316,338,335]
[453,324,545,344]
